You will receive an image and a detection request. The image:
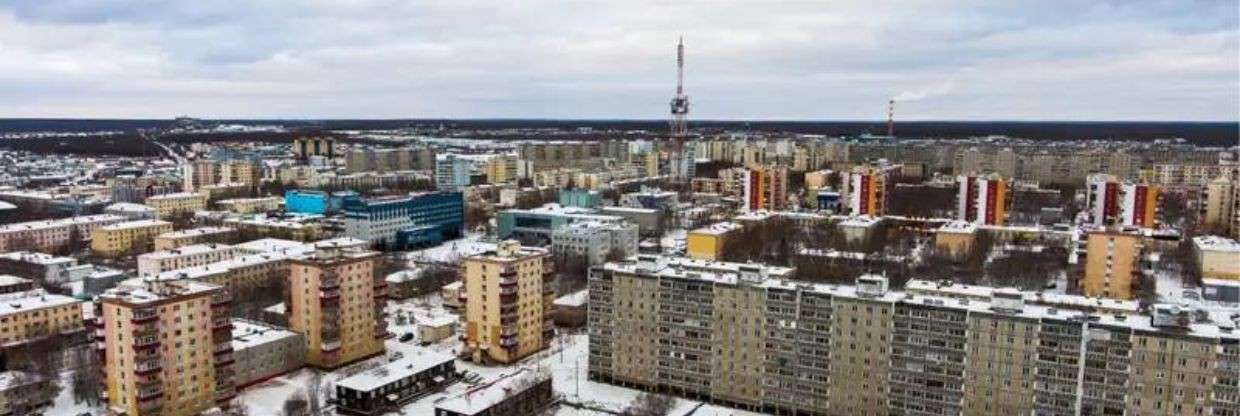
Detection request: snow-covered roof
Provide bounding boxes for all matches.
[837,215,882,228]
[139,243,235,260]
[1194,235,1240,253]
[145,191,204,201]
[235,238,313,255]
[0,275,31,287]
[0,290,82,316]
[434,369,549,415]
[553,289,588,308]
[938,220,978,234]
[156,226,235,239]
[0,251,76,266]
[105,202,155,213]
[386,268,424,283]
[99,219,171,231]
[231,319,300,351]
[690,222,741,236]
[336,351,455,393]
[0,214,124,233]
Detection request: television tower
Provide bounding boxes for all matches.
[669,36,691,177]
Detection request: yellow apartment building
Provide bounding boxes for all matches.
[97,280,234,416]
[90,220,174,258]
[287,246,386,369]
[1081,229,1143,300]
[0,290,84,346]
[460,240,554,364]
[685,222,740,261]
[145,192,208,218]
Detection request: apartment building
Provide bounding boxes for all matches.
[550,221,638,266]
[287,246,386,369]
[0,289,84,346]
[153,226,238,250]
[956,173,1008,225]
[0,214,125,253]
[460,240,554,364]
[1204,174,1239,236]
[90,219,174,258]
[145,192,208,218]
[217,160,261,187]
[739,165,789,212]
[1194,235,1240,280]
[137,243,239,278]
[344,146,434,173]
[96,279,235,416]
[840,163,899,217]
[294,136,336,160]
[483,154,519,184]
[231,319,305,388]
[435,154,472,191]
[0,251,78,284]
[589,255,1240,415]
[685,222,741,261]
[215,196,282,214]
[155,251,293,294]
[1085,174,1160,229]
[1080,229,1145,300]
[221,215,325,242]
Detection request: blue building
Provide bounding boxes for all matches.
[558,189,601,208]
[343,191,464,249]
[285,190,359,215]
[816,191,841,213]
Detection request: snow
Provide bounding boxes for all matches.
[402,234,496,264]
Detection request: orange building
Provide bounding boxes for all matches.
[957,174,1008,225]
[841,164,899,217]
[1080,229,1144,300]
[287,245,386,369]
[97,280,234,416]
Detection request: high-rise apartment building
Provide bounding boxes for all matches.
[840,164,899,217]
[1080,229,1145,300]
[459,240,554,364]
[287,246,386,369]
[739,165,788,212]
[1085,174,1160,229]
[97,279,235,416]
[589,255,1240,415]
[294,136,336,160]
[182,160,217,192]
[956,173,1008,225]
[344,146,435,173]
[435,154,472,191]
[1204,174,1239,236]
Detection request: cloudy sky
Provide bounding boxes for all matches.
[0,1,1236,121]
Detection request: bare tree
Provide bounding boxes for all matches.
[623,392,675,416]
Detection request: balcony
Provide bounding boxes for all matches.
[499,337,518,348]
[136,381,163,401]
[214,343,233,355]
[321,340,341,352]
[215,353,235,366]
[500,323,519,337]
[131,308,158,324]
[500,286,518,296]
[138,399,163,413]
[319,288,340,301]
[321,274,340,289]
[210,293,232,307]
[373,280,388,289]
[212,318,232,331]
[133,335,160,349]
[135,358,162,375]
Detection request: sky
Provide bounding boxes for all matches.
[0,1,1236,121]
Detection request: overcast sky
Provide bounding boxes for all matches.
[0,1,1236,121]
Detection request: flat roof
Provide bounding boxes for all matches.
[0,290,82,316]
[690,222,741,236]
[231,319,300,351]
[434,369,549,415]
[336,351,455,392]
[156,226,235,239]
[99,219,171,231]
[0,214,125,233]
[1194,235,1240,253]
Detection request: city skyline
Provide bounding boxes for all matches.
[0,1,1236,121]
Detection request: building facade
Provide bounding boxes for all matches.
[97,280,235,416]
[460,240,554,364]
[0,289,84,346]
[1086,174,1160,229]
[0,214,125,253]
[343,192,464,248]
[90,219,174,258]
[840,164,899,217]
[956,173,1008,225]
[153,226,237,250]
[589,255,1240,416]
[287,246,386,369]
[1080,229,1144,300]
[145,192,209,218]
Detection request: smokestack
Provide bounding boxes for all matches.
[887,99,895,137]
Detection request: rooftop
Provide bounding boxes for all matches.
[99,219,171,231]
[0,289,82,316]
[145,192,204,200]
[231,319,301,351]
[0,214,125,233]
[434,369,549,415]
[938,220,979,234]
[336,351,455,392]
[1194,235,1240,253]
[156,226,235,239]
[100,279,221,304]
[690,222,742,236]
[105,202,155,213]
[139,243,235,260]
[0,251,77,265]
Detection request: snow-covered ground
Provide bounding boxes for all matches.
[233,293,766,416]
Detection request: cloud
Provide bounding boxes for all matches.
[0,0,1235,121]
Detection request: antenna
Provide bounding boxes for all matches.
[887,99,895,137]
[669,36,690,178]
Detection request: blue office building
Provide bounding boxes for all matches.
[285,190,360,215]
[343,191,464,249]
[558,189,602,208]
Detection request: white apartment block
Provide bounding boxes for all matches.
[136,243,240,279]
[550,220,638,265]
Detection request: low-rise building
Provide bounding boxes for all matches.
[934,220,978,259]
[90,219,174,258]
[231,319,305,388]
[0,251,77,284]
[0,289,84,346]
[385,268,424,300]
[153,226,238,250]
[137,243,239,279]
[144,192,208,218]
[223,215,325,242]
[686,222,741,261]
[0,214,125,253]
[0,275,34,294]
[440,281,463,310]
[336,351,457,416]
[0,371,54,416]
[215,196,283,214]
[1194,235,1240,280]
[105,202,158,220]
[417,315,457,344]
[433,369,553,416]
[550,220,638,265]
